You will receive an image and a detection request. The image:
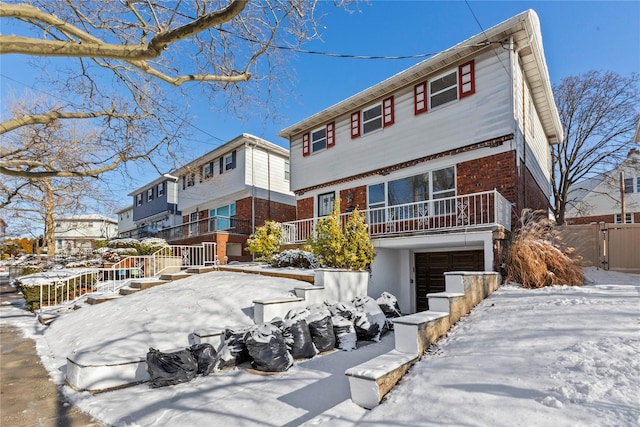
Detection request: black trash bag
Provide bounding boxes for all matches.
[328,301,357,320]
[376,291,402,318]
[283,318,317,359]
[216,327,251,369]
[244,323,294,372]
[332,315,357,351]
[352,296,387,342]
[306,306,336,352]
[282,308,317,358]
[146,347,198,388]
[188,343,217,376]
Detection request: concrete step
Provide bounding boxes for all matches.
[293,285,326,306]
[392,311,450,357]
[186,266,215,274]
[159,272,192,281]
[129,279,170,290]
[119,287,140,296]
[427,291,467,324]
[86,294,121,305]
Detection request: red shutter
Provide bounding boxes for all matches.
[350,111,361,139]
[459,60,475,98]
[383,96,395,127]
[414,82,428,115]
[326,122,335,148]
[302,132,310,156]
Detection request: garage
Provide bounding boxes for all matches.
[415,250,484,312]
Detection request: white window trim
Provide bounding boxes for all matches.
[429,69,458,109]
[361,103,383,135]
[311,126,327,153]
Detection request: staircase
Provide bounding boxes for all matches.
[345,271,500,409]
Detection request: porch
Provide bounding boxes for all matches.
[281,190,512,244]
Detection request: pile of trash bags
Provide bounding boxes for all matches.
[146,291,402,388]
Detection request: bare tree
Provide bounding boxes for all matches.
[0,0,350,178]
[551,70,639,225]
[1,98,113,255]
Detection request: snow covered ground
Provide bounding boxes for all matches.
[1,267,638,427]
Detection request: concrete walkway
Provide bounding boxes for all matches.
[0,283,103,427]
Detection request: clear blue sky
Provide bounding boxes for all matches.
[1,0,639,212]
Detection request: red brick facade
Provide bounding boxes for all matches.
[457,151,550,226]
[340,185,367,213]
[297,197,314,220]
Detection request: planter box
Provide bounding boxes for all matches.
[313,269,369,303]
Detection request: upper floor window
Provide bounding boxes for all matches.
[430,70,458,108]
[220,150,237,172]
[312,127,327,152]
[303,122,335,156]
[350,97,394,139]
[203,162,213,179]
[136,193,143,206]
[318,192,335,217]
[362,104,383,134]
[284,160,290,181]
[624,177,638,194]
[183,173,195,189]
[147,188,154,202]
[157,182,165,197]
[415,60,475,115]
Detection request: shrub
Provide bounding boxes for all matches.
[246,221,283,262]
[307,199,375,271]
[271,249,320,269]
[505,210,583,288]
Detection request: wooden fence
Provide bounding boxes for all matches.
[555,223,640,274]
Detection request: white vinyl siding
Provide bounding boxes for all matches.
[290,50,514,193]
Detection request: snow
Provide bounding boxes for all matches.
[1,267,639,426]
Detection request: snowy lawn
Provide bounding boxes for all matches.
[1,268,638,426]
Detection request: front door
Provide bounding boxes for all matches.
[414,250,484,312]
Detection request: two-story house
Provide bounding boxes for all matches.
[55,214,118,255]
[128,134,296,262]
[278,10,563,314]
[128,174,181,238]
[115,206,136,238]
[566,149,640,225]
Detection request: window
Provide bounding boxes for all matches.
[157,182,165,197]
[203,162,213,179]
[312,127,326,152]
[367,166,456,218]
[225,151,236,171]
[210,203,236,231]
[430,70,458,108]
[284,160,290,181]
[147,188,154,202]
[637,177,640,193]
[362,104,383,134]
[136,193,143,206]
[318,192,335,217]
[624,177,634,193]
[186,173,195,187]
[615,213,633,224]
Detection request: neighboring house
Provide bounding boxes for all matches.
[278,10,563,314]
[566,149,640,225]
[128,174,181,238]
[115,205,136,238]
[130,134,296,262]
[55,214,118,255]
[0,218,6,243]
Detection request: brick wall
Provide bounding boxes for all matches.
[340,185,367,213]
[457,151,550,226]
[235,197,296,230]
[297,196,314,220]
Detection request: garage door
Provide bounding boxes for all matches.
[415,250,484,312]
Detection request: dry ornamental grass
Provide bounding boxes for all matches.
[505,210,584,288]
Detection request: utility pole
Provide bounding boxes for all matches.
[620,171,626,223]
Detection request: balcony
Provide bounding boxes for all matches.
[281,190,512,244]
[143,216,252,243]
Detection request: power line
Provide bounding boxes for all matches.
[464,0,510,77]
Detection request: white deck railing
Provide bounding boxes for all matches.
[36,242,217,314]
[281,190,512,244]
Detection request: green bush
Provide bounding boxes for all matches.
[307,199,375,271]
[246,221,283,262]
